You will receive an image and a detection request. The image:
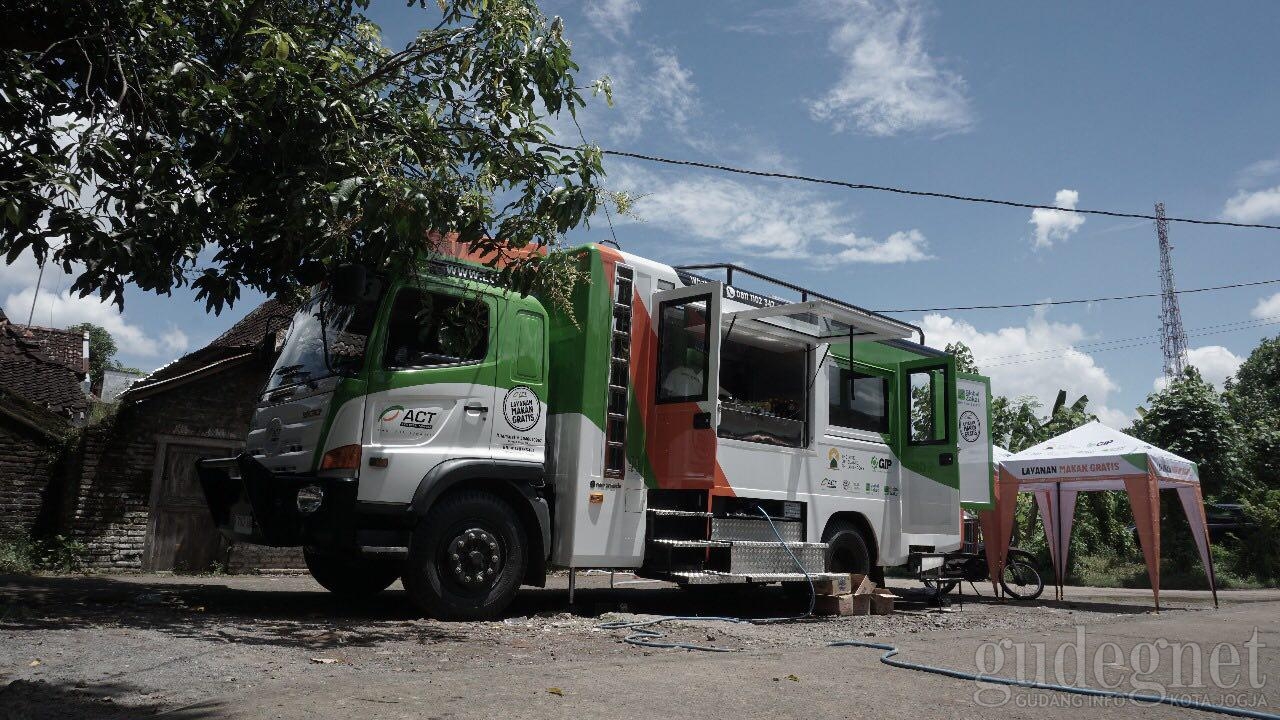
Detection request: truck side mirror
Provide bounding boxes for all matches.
[332,264,367,305]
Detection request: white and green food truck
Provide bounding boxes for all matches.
[199,242,994,619]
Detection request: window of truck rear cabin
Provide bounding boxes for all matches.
[717,329,807,448]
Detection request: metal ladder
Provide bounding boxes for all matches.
[604,265,633,479]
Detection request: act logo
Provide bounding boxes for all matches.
[820,477,837,489]
[379,405,405,423]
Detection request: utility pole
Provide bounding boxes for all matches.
[26,260,45,327]
[1156,202,1189,380]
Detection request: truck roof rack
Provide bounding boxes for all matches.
[674,263,926,345]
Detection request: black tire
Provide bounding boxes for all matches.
[1000,561,1045,600]
[303,548,401,599]
[402,491,527,621]
[822,519,872,575]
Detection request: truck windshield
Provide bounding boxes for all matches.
[266,291,377,392]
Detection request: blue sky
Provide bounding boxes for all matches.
[6,0,1280,426]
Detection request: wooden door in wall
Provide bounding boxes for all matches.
[143,438,238,572]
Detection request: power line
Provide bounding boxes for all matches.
[979,317,1280,369]
[872,278,1280,313]
[551,142,1280,232]
[977,315,1280,363]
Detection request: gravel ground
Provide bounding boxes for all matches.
[1,572,1275,719]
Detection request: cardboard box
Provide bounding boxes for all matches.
[870,588,896,615]
[813,592,872,616]
[811,573,876,600]
[812,575,853,596]
[851,574,877,596]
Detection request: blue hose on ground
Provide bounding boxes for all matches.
[828,640,1280,720]
[598,508,1274,719]
[596,506,817,651]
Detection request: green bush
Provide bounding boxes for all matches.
[0,528,38,574]
[0,528,86,574]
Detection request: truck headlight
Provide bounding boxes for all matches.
[296,485,325,514]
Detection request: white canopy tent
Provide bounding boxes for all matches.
[985,422,1217,609]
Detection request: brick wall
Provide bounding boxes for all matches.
[0,417,58,535]
[64,358,303,572]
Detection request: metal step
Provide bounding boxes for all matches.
[664,570,849,586]
[649,538,731,549]
[711,516,802,543]
[646,538,827,574]
[730,541,827,575]
[647,508,712,518]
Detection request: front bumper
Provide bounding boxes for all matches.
[197,454,360,548]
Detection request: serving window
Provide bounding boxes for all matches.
[717,330,807,448]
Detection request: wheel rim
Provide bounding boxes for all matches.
[440,526,505,595]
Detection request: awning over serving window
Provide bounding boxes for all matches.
[723,298,915,345]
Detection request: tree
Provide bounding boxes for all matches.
[1132,367,1243,499]
[1225,335,1280,428]
[1,0,610,313]
[946,341,979,374]
[66,323,118,390]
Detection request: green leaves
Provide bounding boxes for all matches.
[1,0,602,313]
[1132,367,1242,499]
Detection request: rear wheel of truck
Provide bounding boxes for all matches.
[822,519,872,575]
[402,491,527,621]
[303,548,401,599]
[782,520,874,601]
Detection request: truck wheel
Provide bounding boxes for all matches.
[303,548,401,599]
[822,519,872,576]
[402,491,527,621]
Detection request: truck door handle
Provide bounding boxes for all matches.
[692,412,712,429]
[464,403,489,413]
[939,453,954,466]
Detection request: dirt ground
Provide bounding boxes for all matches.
[1,571,1276,719]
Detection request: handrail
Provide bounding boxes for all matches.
[674,263,926,345]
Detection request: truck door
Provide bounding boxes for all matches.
[647,283,721,489]
[956,374,994,510]
[896,357,961,534]
[359,283,499,504]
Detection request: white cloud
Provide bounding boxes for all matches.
[920,310,1130,428]
[609,164,933,265]
[1152,346,1243,392]
[1029,189,1085,248]
[583,0,640,41]
[827,229,932,264]
[161,327,190,356]
[1,253,190,361]
[1252,291,1280,319]
[589,48,700,147]
[808,0,973,136]
[1222,185,1280,223]
[1236,156,1280,187]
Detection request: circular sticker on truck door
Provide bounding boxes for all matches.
[960,410,982,443]
[503,386,541,432]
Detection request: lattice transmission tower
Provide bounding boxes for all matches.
[1156,202,1189,379]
